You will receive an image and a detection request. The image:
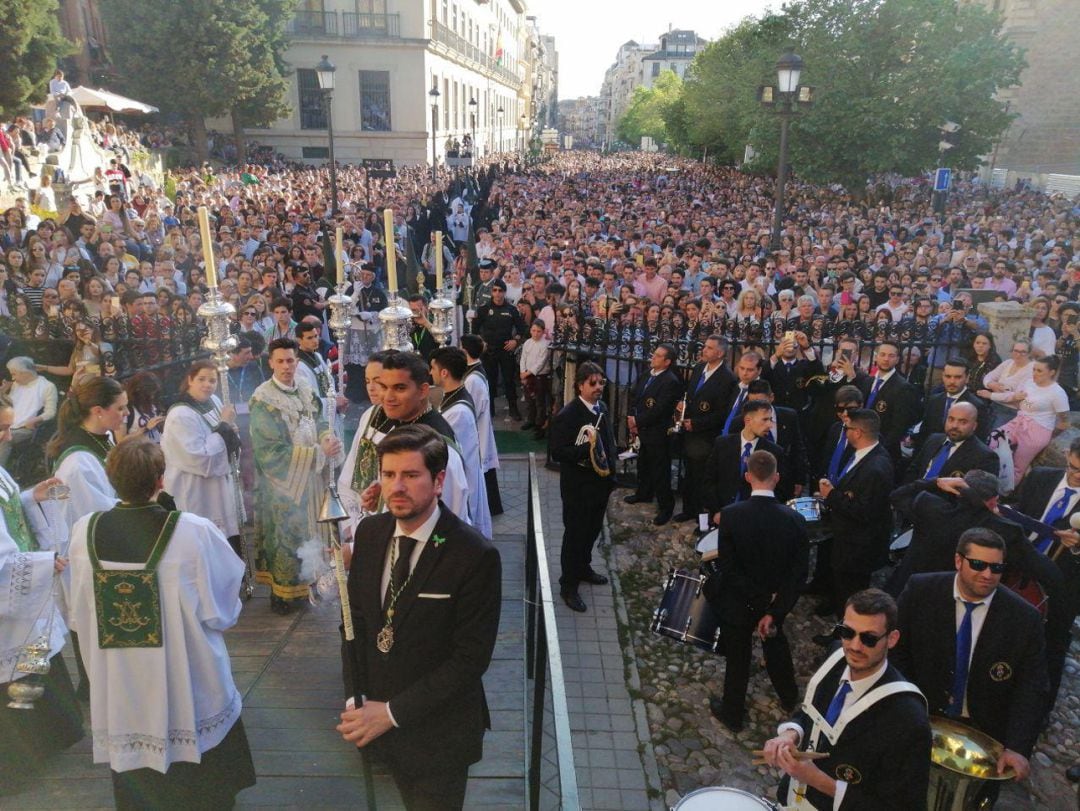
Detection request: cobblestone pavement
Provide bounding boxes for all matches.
[608,498,1080,811]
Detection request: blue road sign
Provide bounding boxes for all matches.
[934,168,952,192]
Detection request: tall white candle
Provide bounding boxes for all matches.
[336,226,344,285]
[197,206,217,288]
[384,208,397,293]
[435,230,444,290]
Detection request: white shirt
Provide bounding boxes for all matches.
[839,441,880,478]
[1016,381,1069,431]
[952,575,996,716]
[10,376,58,429]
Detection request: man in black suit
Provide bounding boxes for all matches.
[764,330,824,412]
[707,450,808,731]
[730,379,808,496]
[339,425,502,811]
[858,341,920,465]
[902,402,999,485]
[893,529,1049,792]
[814,385,862,484]
[816,409,895,620]
[674,335,736,522]
[625,344,684,525]
[706,399,787,518]
[761,589,931,810]
[803,336,864,464]
[721,349,764,435]
[548,361,617,612]
[912,358,991,448]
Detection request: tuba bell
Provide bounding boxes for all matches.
[575,412,612,477]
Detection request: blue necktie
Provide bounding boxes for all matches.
[837,452,857,482]
[866,377,884,408]
[948,601,980,718]
[827,431,848,484]
[735,442,753,502]
[824,680,852,726]
[723,388,746,434]
[1038,488,1076,554]
[694,370,708,395]
[925,440,954,479]
[944,395,955,416]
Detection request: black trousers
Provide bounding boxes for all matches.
[720,617,798,722]
[390,762,469,811]
[636,434,674,512]
[680,436,712,517]
[559,474,611,591]
[482,348,518,411]
[831,567,871,619]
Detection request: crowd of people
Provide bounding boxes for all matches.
[1,146,1080,808]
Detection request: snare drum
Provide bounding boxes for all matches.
[786,497,826,523]
[652,569,723,654]
[672,786,779,810]
[696,528,719,563]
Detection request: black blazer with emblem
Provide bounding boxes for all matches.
[730,405,809,487]
[705,433,789,512]
[823,444,895,573]
[913,389,992,448]
[629,368,683,440]
[344,503,502,774]
[900,433,1000,485]
[778,652,931,811]
[893,572,1049,756]
[763,355,824,412]
[548,397,617,489]
[681,361,737,458]
[814,420,855,482]
[858,372,920,458]
[1015,466,1080,588]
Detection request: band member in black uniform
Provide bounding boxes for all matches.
[548,362,616,613]
[475,280,526,420]
[893,529,1049,796]
[339,425,501,811]
[764,330,824,412]
[761,589,931,810]
[912,358,991,449]
[814,385,862,484]
[707,450,807,731]
[624,344,684,525]
[901,402,999,485]
[815,409,894,623]
[729,379,808,496]
[673,335,736,523]
[721,350,764,435]
[857,341,920,465]
[803,337,865,463]
[707,400,788,516]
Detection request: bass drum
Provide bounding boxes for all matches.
[672,786,779,810]
[651,569,723,654]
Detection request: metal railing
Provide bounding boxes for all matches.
[525,453,580,810]
[287,10,339,37]
[342,12,400,39]
[431,20,521,88]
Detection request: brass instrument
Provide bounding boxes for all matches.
[928,716,1014,811]
[669,393,688,435]
[575,409,612,477]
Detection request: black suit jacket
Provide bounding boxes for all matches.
[859,372,920,457]
[548,397,617,490]
[779,652,931,810]
[1015,467,1080,583]
[913,389,991,447]
[705,433,788,512]
[824,444,895,573]
[764,355,824,412]
[730,405,809,486]
[345,503,502,773]
[629,368,683,441]
[814,420,854,482]
[711,496,808,626]
[682,362,737,458]
[893,572,1049,756]
[901,433,999,485]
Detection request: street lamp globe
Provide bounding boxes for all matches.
[316,54,336,91]
[776,51,803,94]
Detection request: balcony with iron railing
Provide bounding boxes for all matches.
[287,10,401,40]
[431,20,521,88]
[287,10,338,37]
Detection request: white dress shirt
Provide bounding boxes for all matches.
[952,574,996,716]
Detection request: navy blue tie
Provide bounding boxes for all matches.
[925,440,954,479]
[824,680,852,726]
[735,441,753,502]
[1038,488,1075,554]
[827,431,848,484]
[947,601,980,718]
[723,388,746,434]
[866,377,884,408]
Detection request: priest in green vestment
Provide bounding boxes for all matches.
[249,338,342,613]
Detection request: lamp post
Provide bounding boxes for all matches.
[468,96,478,158]
[316,55,339,216]
[519,114,526,153]
[496,105,504,152]
[429,82,440,183]
[759,51,813,251]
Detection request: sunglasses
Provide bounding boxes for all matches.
[962,556,1006,574]
[834,405,857,413]
[243,311,257,316]
[833,624,887,647]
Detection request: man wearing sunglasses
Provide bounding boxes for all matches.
[761,589,930,810]
[893,529,1048,796]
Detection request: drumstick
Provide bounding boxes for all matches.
[750,750,829,766]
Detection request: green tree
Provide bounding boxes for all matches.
[101,0,296,162]
[678,0,1024,190]
[616,70,683,148]
[0,0,72,117]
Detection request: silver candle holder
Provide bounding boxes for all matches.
[429,282,456,346]
[379,291,414,352]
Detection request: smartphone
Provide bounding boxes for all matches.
[838,348,854,365]
[110,295,121,314]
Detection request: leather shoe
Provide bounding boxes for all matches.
[653,511,672,526]
[623,494,651,505]
[672,512,695,523]
[813,600,835,618]
[582,571,609,586]
[520,421,535,431]
[1066,764,1080,783]
[561,591,587,612]
[780,697,800,715]
[812,632,835,648]
[708,697,744,732]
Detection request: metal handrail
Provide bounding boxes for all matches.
[287,10,339,37]
[525,453,580,810]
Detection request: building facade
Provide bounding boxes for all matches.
[640,29,706,88]
[236,0,554,166]
[557,97,602,148]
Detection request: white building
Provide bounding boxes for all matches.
[640,29,707,87]
[236,0,546,166]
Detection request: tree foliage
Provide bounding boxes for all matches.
[101,0,296,160]
[674,0,1025,190]
[0,0,72,117]
[616,70,683,147]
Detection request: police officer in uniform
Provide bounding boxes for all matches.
[473,259,497,311]
[475,279,526,420]
[624,343,683,525]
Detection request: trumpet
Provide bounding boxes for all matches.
[669,393,688,434]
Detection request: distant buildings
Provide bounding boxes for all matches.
[557,97,603,148]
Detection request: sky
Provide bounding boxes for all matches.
[531,0,780,100]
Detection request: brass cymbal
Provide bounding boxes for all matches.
[930,716,1016,782]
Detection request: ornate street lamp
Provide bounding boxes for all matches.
[315,55,339,215]
[429,82,440,182]
[496,105,504,152]
[468,96,478,158]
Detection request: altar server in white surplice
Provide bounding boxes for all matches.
[66,438,255,809]
[461,334,502,515]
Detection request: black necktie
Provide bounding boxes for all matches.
[384,535,418,610]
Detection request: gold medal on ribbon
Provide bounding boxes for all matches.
[377,626,394,653]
